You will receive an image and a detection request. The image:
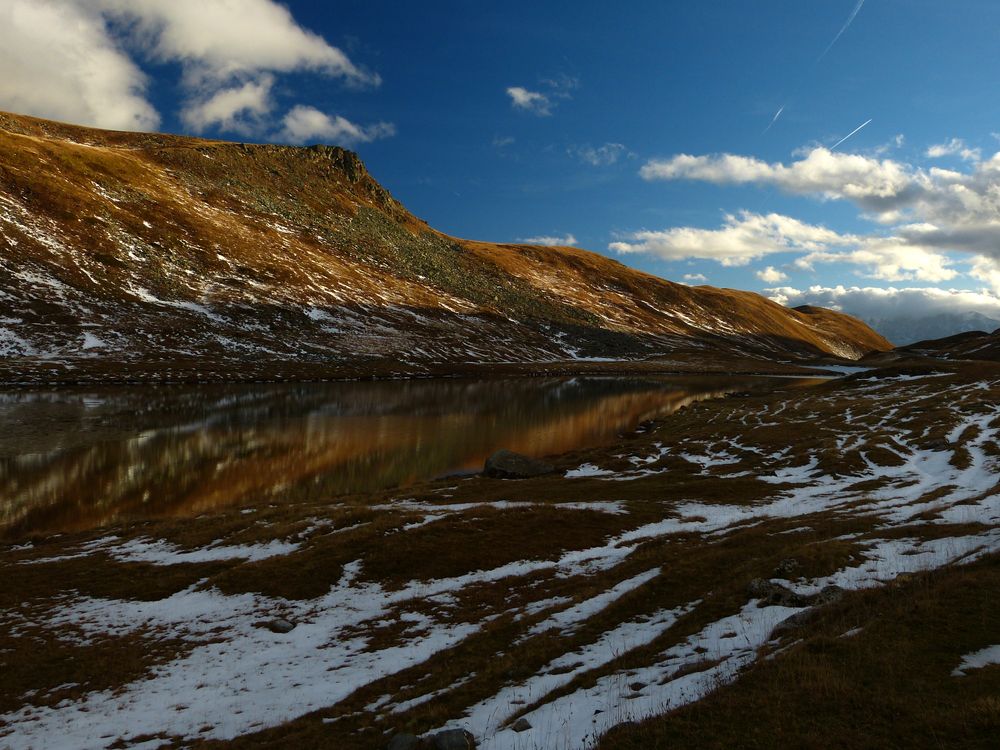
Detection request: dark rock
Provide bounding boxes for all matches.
[773,558,800,577]
[429,728,476,749]
[484,450,555,479]
[388,734,421,750]
[747,578,811,607]
[814,585,845,604]
[263,618,295,634]
[510,718,532,733]
[926,438,949,451]
[772,609,816,635]
[629,681,646,692]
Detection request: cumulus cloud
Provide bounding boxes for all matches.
[94,0,378,88]
[682,273,708,283]
[0,0,383,138]
[766,284,1000,342]
[571,143,628,166]
[638,146,1000,235]
[756,266,788,283]
[180,76,274,134]
[926,138,980,162]
[0,0,158,131]
[279,106,395,146]
[611,210,960,284]
[517,233,578,247]
[610,211,853,267]
[640,148,919,216]
[628,143,1000,290]
[767,284,1000,318]
[506,87,551,116]
[795,241,958,283]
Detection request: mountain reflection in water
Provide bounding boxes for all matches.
[0,377,809,539]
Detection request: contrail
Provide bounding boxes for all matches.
[831,118,872,150]
[819,0,867,61]
[762,104,785,134]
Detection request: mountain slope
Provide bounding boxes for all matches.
[0,112,890,380]
[864,310,1000,347]
[895,328,1000,361]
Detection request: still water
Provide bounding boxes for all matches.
[0,376,807,539]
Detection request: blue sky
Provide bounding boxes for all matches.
[6,0,1000,328]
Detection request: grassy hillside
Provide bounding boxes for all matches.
[0,112,890,382]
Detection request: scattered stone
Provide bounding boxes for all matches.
[772,609,816,635]
[387,734,420,750]
[773,558,800,577]
[813,584,845,604]
[628,681,646,692]
[428,728,477,749]
[484,449,555,479]
[263,618,295,634]
[926,438,949,451]
[510,718,532,733]
[747,578,811,607]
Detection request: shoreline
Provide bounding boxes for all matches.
[0,353,893,389]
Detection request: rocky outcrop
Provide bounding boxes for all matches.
[749,578,845,609]
[484,450,556,479]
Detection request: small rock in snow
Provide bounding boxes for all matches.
[510,718,532,733]
[747,578,811,607]
[262,618,295,634]
[483,450,555,479]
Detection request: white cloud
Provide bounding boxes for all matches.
[506,87,551,116]
[871,134,905,156]
[766,285,1000,340]
[492,135,515,148]
[795,239,958,283]
[611,210,959,284]
[610,211,852,266]
[682,273,708,283]
[517,233,578,247]
[926,138,981,162]
[756,266,788,283]
[180,76,274,134]
[279,106,395,146]
[638,146,1000,235]
[506,75,578,117]
[0,0,159,131]
[769,285,1000,319]
[0,0,382,138]
[93,0,378,88]
[640,148,918,213]
[630,143,1000,289]
[571,143,628,166]
[968,255,1000,293]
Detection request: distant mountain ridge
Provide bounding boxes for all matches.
[895,328,1000,361]
[0,111,890,381]
[864,311,1000,347]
